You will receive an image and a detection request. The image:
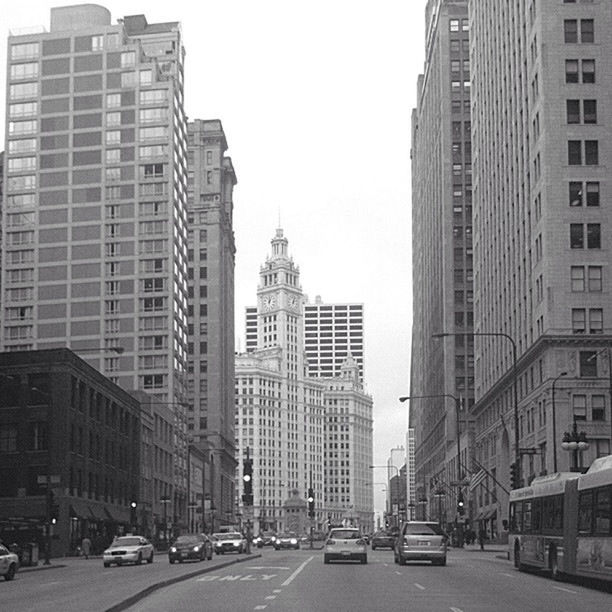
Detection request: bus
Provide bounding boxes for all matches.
[509,454,612,583]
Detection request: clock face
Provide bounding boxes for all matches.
[288,296,299,310]
[263,294,277,311]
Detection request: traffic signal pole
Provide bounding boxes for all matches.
[242,447,253,554]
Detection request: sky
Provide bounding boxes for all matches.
[1,0,427,519]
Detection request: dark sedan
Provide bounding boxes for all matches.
[274,533,300,550]
[371,531,396,550]
[168,534,213,563]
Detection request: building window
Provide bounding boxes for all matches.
[573,395,587,420]
[449,19,459,32]
[567,99,580,123]
[571,266,585,291]
[585,140,598,165]
[580,19,594,43]
[569,181,599,206]
[564,19,578,43]
[582,59,595,83]
[592,395,606,421]
[568,141,582,165]
[583,100,597,124]
[588,266,602,291]
[573,311,603,335]
[565,60,579,83]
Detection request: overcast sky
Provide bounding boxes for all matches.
[1,0,427,519]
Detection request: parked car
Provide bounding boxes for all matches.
[394,521,448,566]
[0,545,19,581]
[371,530,396,550]
[256,531,277,548]
[212,532,247,554]
[323,528,368,564]
[103,536,154,567]
[168,534,213,563]
[274,533,300,550]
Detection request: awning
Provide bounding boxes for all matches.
[104,506,130,523]
[69,499,92,519]
[88,505,106,521]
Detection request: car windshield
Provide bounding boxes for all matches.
[278,533,296,538]
[330,530,361,539]
[215,533,241,540]
[174,536,200,544]
[112,537,142,547]
[403,523,446,536]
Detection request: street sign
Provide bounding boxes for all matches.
[37,475,61,485]
[242,507,253,520]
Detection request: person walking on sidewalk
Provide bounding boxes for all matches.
[477,527,486,551]
[81,536,92,560]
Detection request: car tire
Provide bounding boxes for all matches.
[137,553,142,565]
[169,559,175,564]
[434,557,447,566]
[207,552,212,560]
[361,556,367,565]
[148,552,154,564]
[324,555,330,564]
[371,545,376,551]
[104,562,111,568]
[5,564,16,581]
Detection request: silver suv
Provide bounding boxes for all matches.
[394,521,448,566]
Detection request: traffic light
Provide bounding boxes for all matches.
[48,489,59,524]
[242,457,253,506]
[307,487,315,518]
[510,462,520,490]
[130,501,137,526]
[456,491,465,515]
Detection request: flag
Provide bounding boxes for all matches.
[469,469,486,492]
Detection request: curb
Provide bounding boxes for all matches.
[18,563,68,573]
[104,553,262,612]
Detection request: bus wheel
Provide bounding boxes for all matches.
[549,549,561,581]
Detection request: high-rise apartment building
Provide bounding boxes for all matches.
[186,119,237,524]
[322,356,374,532]
[468,0,612,532]
[1,5,191,527]
[304,298,365,382]
[235,229,325,534]
[410,0,473,520]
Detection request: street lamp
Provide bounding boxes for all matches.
[561,421,589,472]
[400,394,464,547]
[551,371,568,473]
[369,465,400,527]
[433,331,520,486]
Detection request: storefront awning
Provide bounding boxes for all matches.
[69,499,92,519]
[88,505,106,521]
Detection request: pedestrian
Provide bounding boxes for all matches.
[478,526,486,551]
[81,536,92,560]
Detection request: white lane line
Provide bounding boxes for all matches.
[553,586,577,594]
[265,596,276,600]
[248,566,290,570]
[395,571,401,575]
[414,583,425,590]
[254,606,267,610]
[450,607,464,612]
[281,556,314,587]
[273,589,282,593]
[40,581,62,586]
[500,572,516,578]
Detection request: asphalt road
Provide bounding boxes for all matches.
[125,547,612,612]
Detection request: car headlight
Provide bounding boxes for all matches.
[290,539,297,544]
[169,547,177,553]
[103,550,111,555]
[193,546,201,552]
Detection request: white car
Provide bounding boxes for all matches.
[323,528,368,564]
[103,536,154,567]
[212,532,247,554]
[0,545,19,581]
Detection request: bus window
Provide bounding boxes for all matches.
[552,495,563,531]
[578,491,593,535]
[523,501,532,533]
[509,502,518,532]
[532,498,542,531]
[594,487,611,535]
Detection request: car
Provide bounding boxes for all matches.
[274,533,300,550]
[371,530,395,550]
[0,545,19,581]
[103,535,154,567]
[323,528,368,564]
[212,532,247,554]
[256,531,276,548]
[168,533,213,563]
[394,521,448,566]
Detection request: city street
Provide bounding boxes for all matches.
[123,547,609,612]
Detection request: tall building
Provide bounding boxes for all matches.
[304,297,365,381]
[235,229,325,534]
[322,356,374,532]
[468,0,612,534]
[405,428,416,519]
[186,119,237,526]
[1,5,190,528]
[410,0,473,523]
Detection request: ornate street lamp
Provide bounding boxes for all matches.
[561,421,589,472]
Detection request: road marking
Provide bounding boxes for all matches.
[248,566,290,570]
[197,575,220,581]
[254,606,267,610]
[265,595,276,600]
[450,607,464,612]
[40,581,62,586]
[281,556,313,586]
[553,586,577,594]
[500,572,515,578]
[273,589,282,593]
[395,571,401,575]
[414,583,425,590]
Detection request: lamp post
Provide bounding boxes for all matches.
[160,496,171,548]
[551,371,568,473]
[369,465,400,528]
[433,331,520,486]
[400,394,464,547]
[561,420,589,472]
